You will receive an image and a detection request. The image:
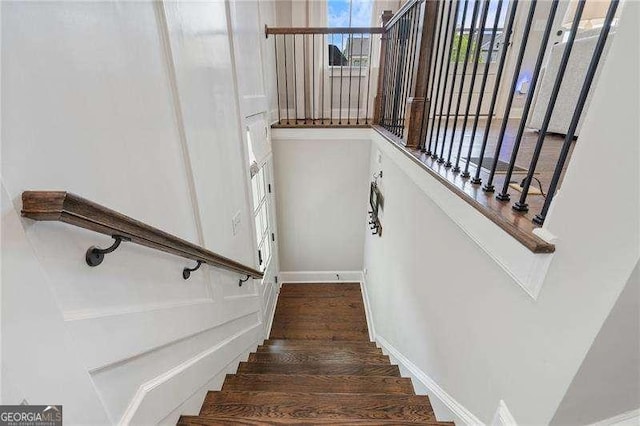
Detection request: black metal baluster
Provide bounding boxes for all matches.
[453,0,490,172]
[421,0,444,154]
[302,34,309,124]
[394,11,410,135]
[380,28,392,127]
[482,0,537,191]
[533,0,619,225]
[512,0,584,211]
[330,34,334,124]
[463,0,506,178]
[322,34,326,123]
[347,33,354,124]
[387,24,401,132]
[397,6,419,137]
[384,25,399,129]
[339,33,344,124]
[312,33,316,123]
[356,33,364,124]
[293,34,299,124]
[283,34,290,124]
[365,33,373,124]
[494,0,559,201]
[471,0,517,184]
[446,0,481,168]
[274,35,282,125]
[439,0,469,163]
[410,4,426,133]
[430,0,458,159]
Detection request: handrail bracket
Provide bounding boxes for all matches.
[86,235,131,267]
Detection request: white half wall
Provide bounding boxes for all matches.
[272,129,371,271]
[362,2,639,424]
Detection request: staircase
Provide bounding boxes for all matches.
[178,283,453,425]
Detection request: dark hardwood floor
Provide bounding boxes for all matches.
[178,283,454,425]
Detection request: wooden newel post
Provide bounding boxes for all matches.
[404,0,439,149]
[373,10,393,124]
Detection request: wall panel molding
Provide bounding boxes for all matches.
[70,296,260,372]
[120,322,261,425]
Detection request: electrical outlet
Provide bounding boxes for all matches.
[232,211,241,236]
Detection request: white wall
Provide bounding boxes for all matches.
[272,130,371,272]
[361,2,639,424]
[550,261,640,426]
[1,1,276,424]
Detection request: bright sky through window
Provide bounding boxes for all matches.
[328,0,373,27]
[327,0,373,53]
[457,0,510,28]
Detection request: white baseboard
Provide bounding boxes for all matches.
[589,409,640,426]
[375,334,484,425]
[264,284,279,340]
[359,273,375,341]
[279,270,364,283]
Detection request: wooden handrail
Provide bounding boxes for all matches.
[21,191,264,279]
[265,26,384,36]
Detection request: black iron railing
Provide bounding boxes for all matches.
[380,0,620,225]
[378,0,424,138]
[266,27,383,126]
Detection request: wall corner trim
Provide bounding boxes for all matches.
[588,409,640,426]
[375,334,484,426]
[491,400,517,426]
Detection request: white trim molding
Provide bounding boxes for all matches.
[279,270,365,283]
[359,273,376,341]
[375,334,484,426]
[491,400,517,426]
[589,409,640,426]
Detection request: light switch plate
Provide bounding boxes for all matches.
[232,211,241,236]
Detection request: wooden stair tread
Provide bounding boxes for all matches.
[256,345,382,355]
[248,351,389,364]
[268,329,370,341]
[179,283,451,425]
[263,339,377,348]
[276,302,365,314]
[270,320,368,330]
[222,374,414,394]
[178,414,452,425]
[200,391,435,421]
[237,362,400,376]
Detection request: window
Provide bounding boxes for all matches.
[327,0,374,67]
[251,166,271,273]
[451,0,510,63]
